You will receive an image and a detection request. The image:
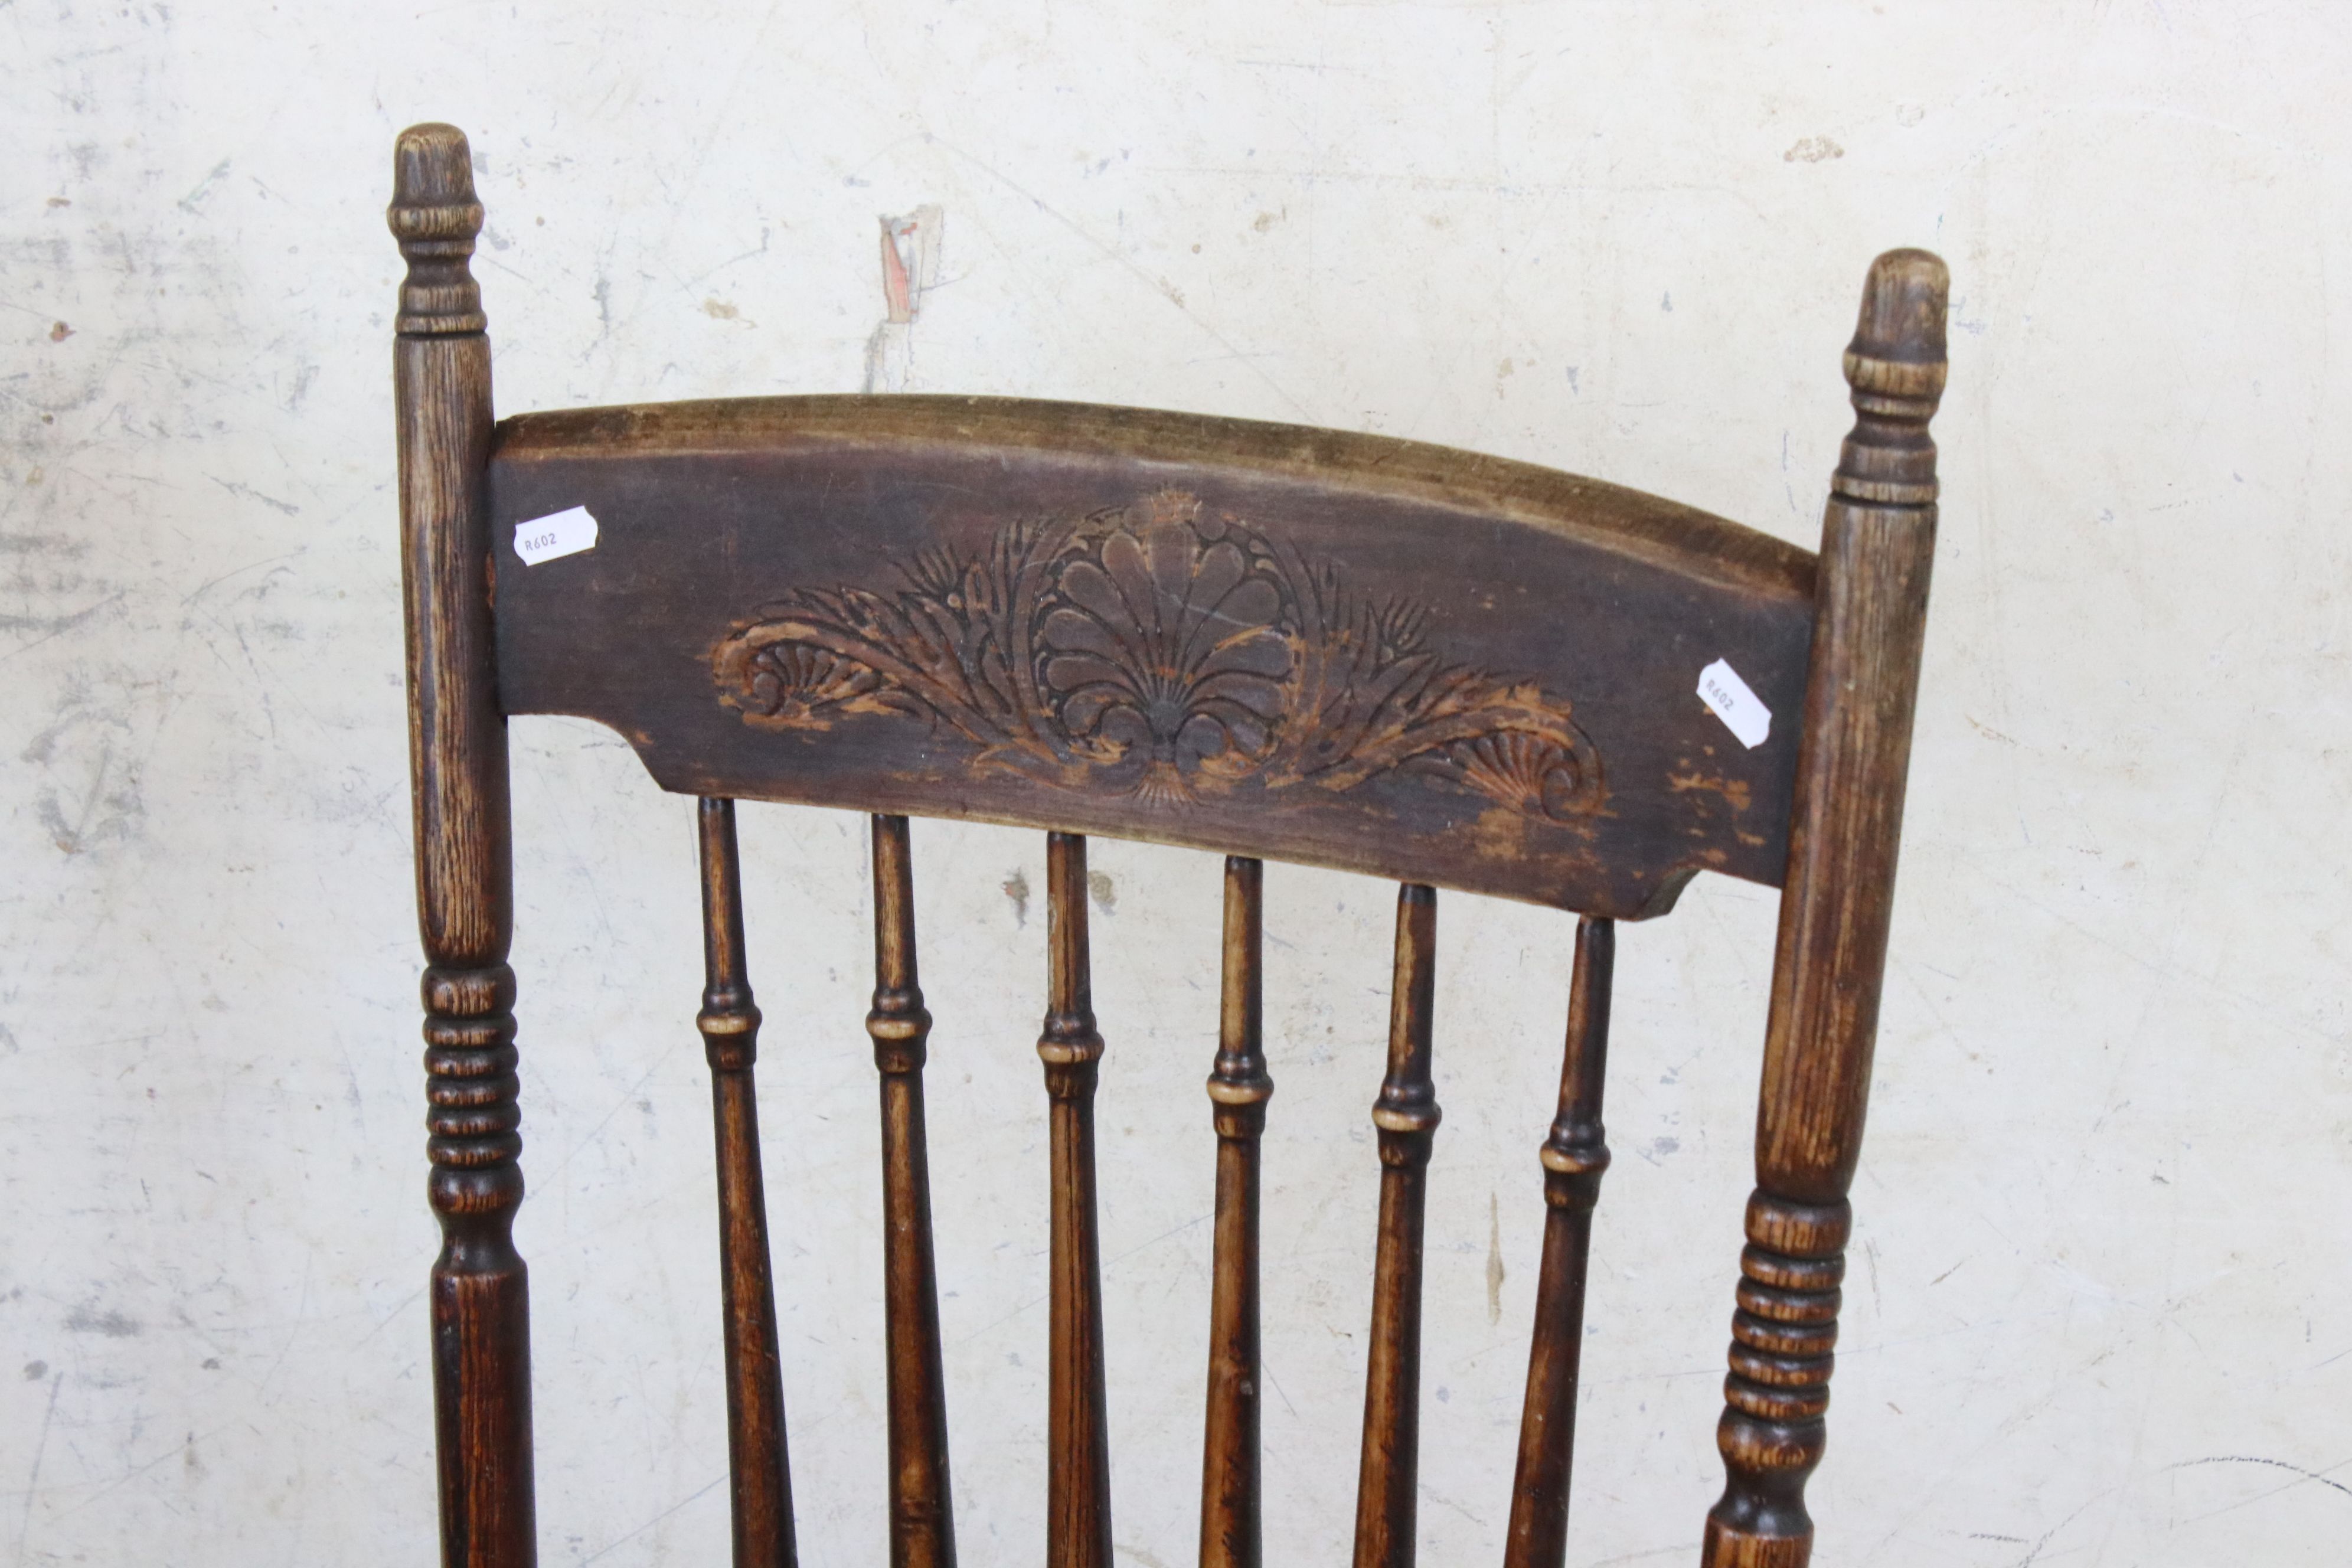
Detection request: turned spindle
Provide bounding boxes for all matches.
[1502,916,1615,1568]
[1351,884,1440,1568]
[1200,857,1272,1568]
[1038,833,1113,1568]
[868,815,957,1568]
[695,798,797,1568]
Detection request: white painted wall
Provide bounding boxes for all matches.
[6,4,2350,1564]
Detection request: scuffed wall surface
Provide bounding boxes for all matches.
[5,3,2350,1563]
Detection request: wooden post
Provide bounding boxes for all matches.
[391,123,535,1568]
[1701,249,1948,1568]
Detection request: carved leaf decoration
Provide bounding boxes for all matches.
[711,489,1605,822]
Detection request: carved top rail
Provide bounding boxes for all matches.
[488,395,1816,917]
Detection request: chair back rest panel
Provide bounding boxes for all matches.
[488,396,1817,920]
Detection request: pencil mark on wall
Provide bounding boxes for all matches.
[177,158,231,212]
[2,592,123,665]
[209,476,300,517]
[16,1370,63,1562]
[576,1472,731,1566]
[1966,1492,2102,1566]
[32,713,142,857]
[2170,1453,2352,1505]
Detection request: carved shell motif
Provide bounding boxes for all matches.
[711,490,1604,822]
[1040,502,1292,802]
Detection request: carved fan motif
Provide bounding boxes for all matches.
[1040,495,1292,802]
[710,489,1605,822]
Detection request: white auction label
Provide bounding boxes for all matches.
[1696,658,1771,749]
[513,506,598,566]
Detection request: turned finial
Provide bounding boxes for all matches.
[1832,248,1949,507]
[388,122,487,336]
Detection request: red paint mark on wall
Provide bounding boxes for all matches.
[865,205,943,392]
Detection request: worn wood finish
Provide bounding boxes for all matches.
[1701,250,1949,1568]
[486,398,1821,920]
[1502,916,1615,1568]
[694,797,798,1568]
[1352,884,1440,1568]
[1038,833,1113,1568]
[867,814,958,1568]
[1200,856,1271,1568]
[397,126,1950,1568]
[390,122,537,1568]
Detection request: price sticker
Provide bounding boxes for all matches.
[514,506,598,566]
[1697,658,1771,749]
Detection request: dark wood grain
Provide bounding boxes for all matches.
[395,124,1948,1568]
[1200,857,1271,1568]
[391,122,537,1568]
[1037,834,1113,1568]
[485,398,1819,920]
[1502,916,1614,1568]
[694,797,797,1568]
[1701,250,1948,1568]
[867,814,957,1568]
[1352,884,1440,1568]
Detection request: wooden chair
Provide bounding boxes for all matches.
[388,123,1949,1568]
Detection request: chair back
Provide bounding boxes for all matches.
[388,122,1948,1568]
